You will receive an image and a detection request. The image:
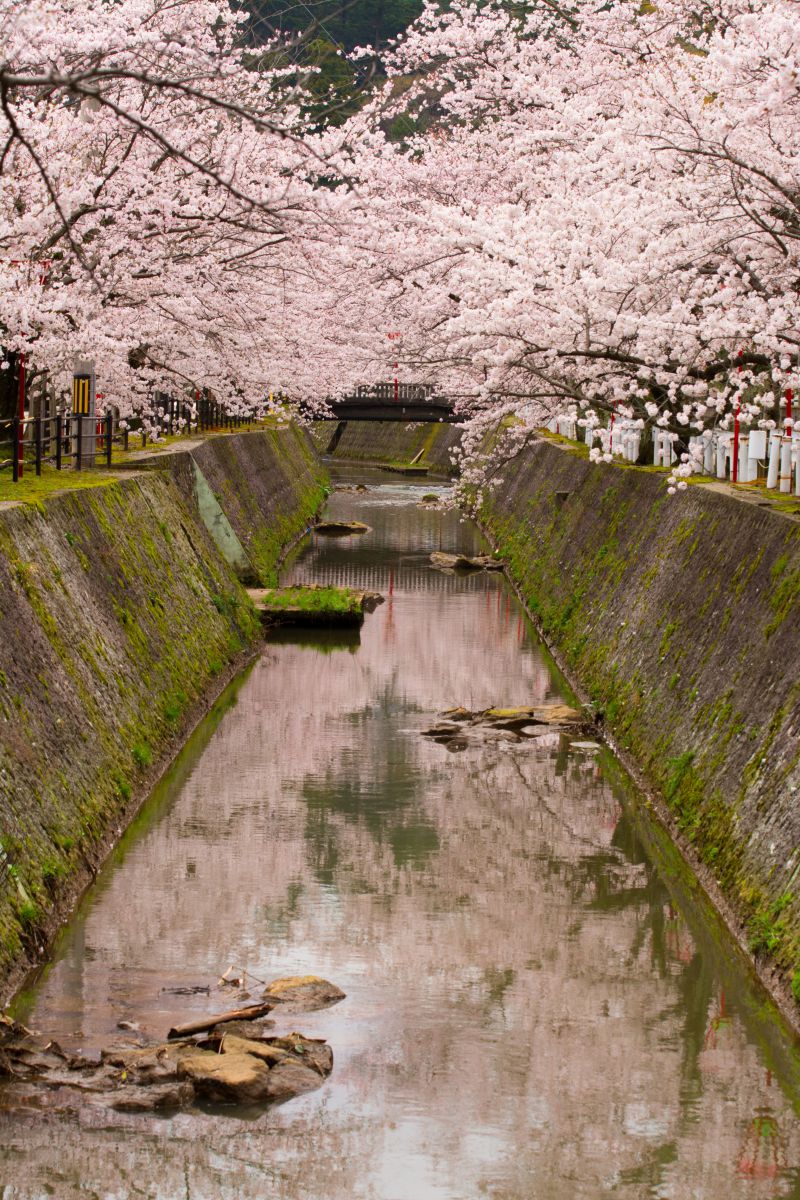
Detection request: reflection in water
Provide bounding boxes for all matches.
[4,469,800,1199]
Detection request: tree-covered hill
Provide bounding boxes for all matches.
[245,0,424,52]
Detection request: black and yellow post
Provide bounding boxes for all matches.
[72,375,92,415]
[71,361,96,468]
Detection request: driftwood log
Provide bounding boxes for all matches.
[167,1002,273,1040]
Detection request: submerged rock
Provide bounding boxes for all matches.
[361,590,385,613]
[110,1081,194,1113]
[262,1059,326,1100]
[314,520,371,535]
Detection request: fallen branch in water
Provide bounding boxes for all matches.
[167,1002,273,1040]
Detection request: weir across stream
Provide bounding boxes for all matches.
[4,469,800,1198]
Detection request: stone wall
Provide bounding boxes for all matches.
[0,428,326,992]
[314,420,461,474]
[480,436,800,1006]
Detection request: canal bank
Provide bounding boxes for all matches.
[477,436,800,1027]
[0,427,327,995]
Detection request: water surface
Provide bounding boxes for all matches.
[4,469,800,1199]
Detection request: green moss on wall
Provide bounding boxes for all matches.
[0,428,326,986]
[480,437,800,1002]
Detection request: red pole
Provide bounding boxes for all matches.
[394,359,399,405]
[17,351,25,479]
[786,387,793,429]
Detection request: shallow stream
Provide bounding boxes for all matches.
[4,469,800,1198]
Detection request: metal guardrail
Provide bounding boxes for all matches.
[0,412,114,481]
[353,383,435,402]
[0,396,259,483]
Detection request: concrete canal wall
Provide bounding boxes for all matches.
[480,436,800,1014]
[314,420,462,474]
[0,428,326,993]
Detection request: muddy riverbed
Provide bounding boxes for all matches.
[3,470,800,1198]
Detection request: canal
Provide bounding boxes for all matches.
[3,469,800,1198]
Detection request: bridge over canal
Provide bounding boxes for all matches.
[305,383,463,424]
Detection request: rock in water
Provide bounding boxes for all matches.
[421,702,590,748]
[483,704,584,725]
[314,521,371,535]
[216,1035,289,1065]
[262,975,346,1013]
[177,1050,273,1104]
[110,1081,194,1113]
[263,1060,327,1100]
[429,551,504,571]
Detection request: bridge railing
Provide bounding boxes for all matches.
[353,383,435,403]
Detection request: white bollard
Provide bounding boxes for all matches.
[779,437,792,492]
[766,432,781,490]
[794,434,800,497]
[716,435,729,479]
[703,434,715,474]
[739,435,758,483]
[747,429,765,482]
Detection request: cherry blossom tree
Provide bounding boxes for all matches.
[328,0,800,485]
[0,0,357,424]
[2,0,799,474]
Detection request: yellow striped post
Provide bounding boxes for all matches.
[72,375,92,415]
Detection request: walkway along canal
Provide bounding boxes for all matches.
[4,468,800,1198]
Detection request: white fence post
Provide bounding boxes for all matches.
[779,436,793,492]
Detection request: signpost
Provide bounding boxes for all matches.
[72,358,96,469]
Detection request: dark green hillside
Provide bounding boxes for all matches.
[244,0,424,52]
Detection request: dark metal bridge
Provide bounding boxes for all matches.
[307,383,463,423]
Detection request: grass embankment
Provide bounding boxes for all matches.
[0,418,293,506]
[0,466,121,507]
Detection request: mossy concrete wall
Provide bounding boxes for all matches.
[132,427,326,585]
[0,428,326,993]
[313,420,462,474]
[481,437,800,1007]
